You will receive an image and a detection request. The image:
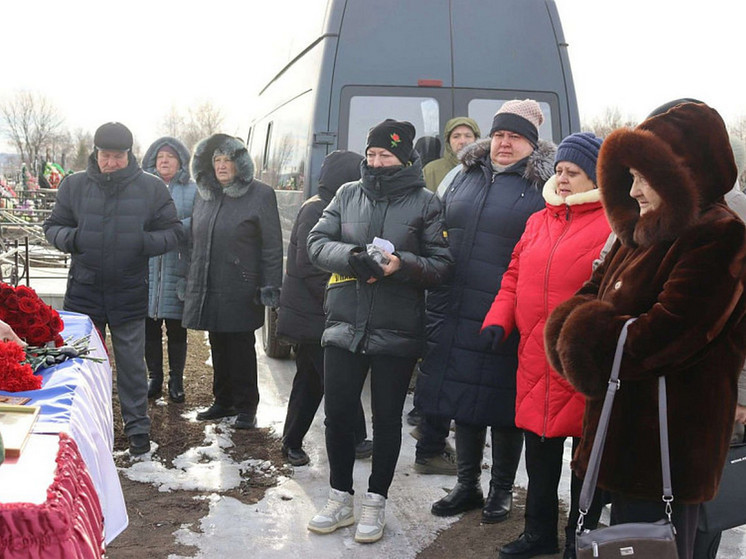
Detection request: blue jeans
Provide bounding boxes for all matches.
[323,346,415,498]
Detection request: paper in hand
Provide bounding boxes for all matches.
[372,237,395,254]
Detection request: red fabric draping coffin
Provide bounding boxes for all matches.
[0,433,105,558]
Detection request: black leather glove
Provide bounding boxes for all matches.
[348,250,385,282]
[482,325,505,353]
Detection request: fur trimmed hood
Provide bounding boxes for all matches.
[142,136,191,185]
[191,134,255,200]
[459,137,556,187]
[598,102,737,248]
[542,175,601,207]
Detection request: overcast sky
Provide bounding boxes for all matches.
[1,0,743,152]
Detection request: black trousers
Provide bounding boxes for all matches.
[524,432,604,543]
[610,492,700,559]
[145,317,187,374]
[324,346,415,498]
[208,331,258,415]
[415,412,452,459]
[282,343,367,449]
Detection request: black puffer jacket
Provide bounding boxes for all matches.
[276,151,362,344]
[308,156,453,358]
[44,152,183,325]
[415,138,556,426]
[182,134,283,333]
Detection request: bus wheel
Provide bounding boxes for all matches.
[262,306,291,359]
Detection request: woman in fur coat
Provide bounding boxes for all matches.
[482,132,609,559]
[544,102,746,559]
[183,134,283,430]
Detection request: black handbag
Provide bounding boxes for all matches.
[698,442,746,533]
[576,318,679,559]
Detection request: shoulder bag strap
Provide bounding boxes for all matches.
[577,317,674,532]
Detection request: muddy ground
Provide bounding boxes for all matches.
[104,330,567,558]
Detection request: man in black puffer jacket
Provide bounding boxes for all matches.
[414,100,557,533]
[277,150,372,467]
[44,122,183,455]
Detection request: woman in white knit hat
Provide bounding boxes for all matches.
[415,99,557,528]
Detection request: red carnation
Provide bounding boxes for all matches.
[0,340,41,392]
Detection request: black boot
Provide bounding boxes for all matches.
[499,532,559,559]
[431,423,486,517]
[482,482,513,524]
[167,340,187,403]
[145,338,163,400]
[482,426,523,523]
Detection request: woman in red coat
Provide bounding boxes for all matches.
[481,132,610,559]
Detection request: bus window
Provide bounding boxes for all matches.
[255,92,312,191]
[347,96,440,155]
[468,99,554,142]
[262,122,273,171]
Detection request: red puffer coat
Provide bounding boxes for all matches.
[482,177,610,438]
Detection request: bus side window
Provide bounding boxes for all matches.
[263,122,273,171]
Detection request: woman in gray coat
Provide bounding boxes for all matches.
[142,137,197,403]
[182,134,283,429]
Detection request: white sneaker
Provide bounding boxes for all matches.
[307,488,355,534]
[354,492,386,543]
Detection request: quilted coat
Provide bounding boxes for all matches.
[481,177,610,438]
[44,152,183,326]
[307,155,453,358]
[415,138,556,427]
[545,102,746,503]
[142,137,197,320]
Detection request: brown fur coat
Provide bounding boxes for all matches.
[544,103,746,503]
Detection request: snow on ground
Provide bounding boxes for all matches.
[115,339,746,559]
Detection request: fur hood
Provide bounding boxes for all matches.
[142,136,191,185]
[191,134,255,200]
[598,102,737,248]
[459,138,556,187]
[542,175,601,207]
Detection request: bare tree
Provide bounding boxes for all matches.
[159,104,186,138]
[581,107,638,139]
[70,129,93,172]
[184,101,225,151]
[0,90,65,166]
[158,100,225,152]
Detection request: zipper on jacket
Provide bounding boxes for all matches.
[541,208,573,438]
[361,199,389,353]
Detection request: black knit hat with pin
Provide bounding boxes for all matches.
[366,119,416,165]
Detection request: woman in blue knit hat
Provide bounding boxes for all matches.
[482,132,610,559]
